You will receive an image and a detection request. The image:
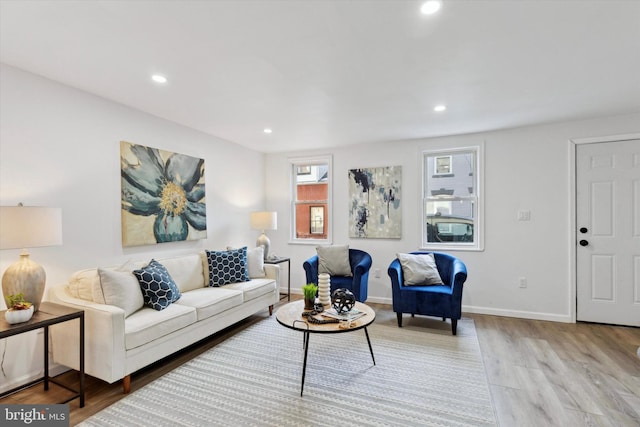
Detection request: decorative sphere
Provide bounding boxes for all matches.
[331,288,355,313]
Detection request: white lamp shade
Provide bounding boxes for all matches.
[0,206,63,249]
[250,211,277,231]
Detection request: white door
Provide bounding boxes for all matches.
[576,139,640,326]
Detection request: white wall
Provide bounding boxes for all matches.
[0,64,267,390]
[265,112,640,322]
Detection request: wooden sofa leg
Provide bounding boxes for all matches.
[451,319,458,336]
[122,375,131,394]
[396,312,403,327]
[269,304,274,316]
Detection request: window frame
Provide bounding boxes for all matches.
[421,146,484,251]
[289,155,332,245]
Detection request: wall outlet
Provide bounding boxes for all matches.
[374,268,381,278]
[518,210,531,221]
[519,277,527,288]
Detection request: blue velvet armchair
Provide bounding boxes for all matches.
[388,251,467,335]
[303,249,372,302]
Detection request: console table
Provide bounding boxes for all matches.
[265,257,291,301]
[0,302,85,407]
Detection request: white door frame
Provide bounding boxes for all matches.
[569,132,640,323]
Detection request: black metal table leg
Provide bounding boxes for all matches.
[44,325,49,390]
[79,312,85,407]
[301,331,310,396]
[364,327,375,365]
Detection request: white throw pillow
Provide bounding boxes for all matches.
[396,253,444,286]
[98,268,145,317]
[246,246,266,278]
[227,246,266,278]
[317,245,353,277]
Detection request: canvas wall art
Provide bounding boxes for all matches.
[348,166,401,238]
[120,141,207,247]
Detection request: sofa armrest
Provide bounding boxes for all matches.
[49,284,127,384]
[263,263,280,284]
[352,254,372,277]
[450,258,468,300]
[303,255,319,284]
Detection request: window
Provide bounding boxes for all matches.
[422,147,482,250]
[310,206,324,234]
[434,155,452,175]
[290,155,332,243]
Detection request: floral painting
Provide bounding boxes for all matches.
[348,166,401,239]
[120,141,207,247]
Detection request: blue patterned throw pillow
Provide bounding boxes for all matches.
[206,247,249,286]
[133,259,181,311]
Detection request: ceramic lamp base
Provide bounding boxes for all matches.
[2,253,46,312]
[256,233,271,260]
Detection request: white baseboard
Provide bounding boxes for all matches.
[461,305,573,323]
[285,289,573,322]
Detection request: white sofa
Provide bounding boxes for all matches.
[49,251,279,393]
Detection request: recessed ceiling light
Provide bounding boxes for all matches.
[151,74,167,84]
[434,105,447,112]
[263,128,273,134]
[421,0,442,15]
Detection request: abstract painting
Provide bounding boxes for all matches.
[120,141,207,247]
[348,166,401,238]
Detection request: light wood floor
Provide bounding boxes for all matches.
[2,299,639,426]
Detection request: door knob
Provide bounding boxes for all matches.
[579,240,589,247]
[579,227,588,234]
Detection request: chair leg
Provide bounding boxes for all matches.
[396,312,403,327]
[411,314,415,318]
[442,317,445,321]
[451,319,458,335]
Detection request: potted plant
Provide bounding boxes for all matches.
[302,283,318,310]
[4,293,34,324]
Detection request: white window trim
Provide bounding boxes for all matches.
[420,145,484,251]
[288,155,333,245]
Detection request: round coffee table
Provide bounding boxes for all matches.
[275,299,376,396]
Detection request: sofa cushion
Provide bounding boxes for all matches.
[396,252,444,286]
[124,304,197,350]
[317,245,352,277]
[228,246,266,279]
[68,268,102,303]
[205,247,249,286]
[133,260,181,310]
[97,268,144,317]
[68,260,144,304]
[157,254,205,293]
[247,246,266,278]
[224,278,276,302]
[175,287,244,321]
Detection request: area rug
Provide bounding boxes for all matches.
[79,316,496,427]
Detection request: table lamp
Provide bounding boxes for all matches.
[1,204,63,312]
[250,211,277,260]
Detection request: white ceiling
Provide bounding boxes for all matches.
[1,0,639,153]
